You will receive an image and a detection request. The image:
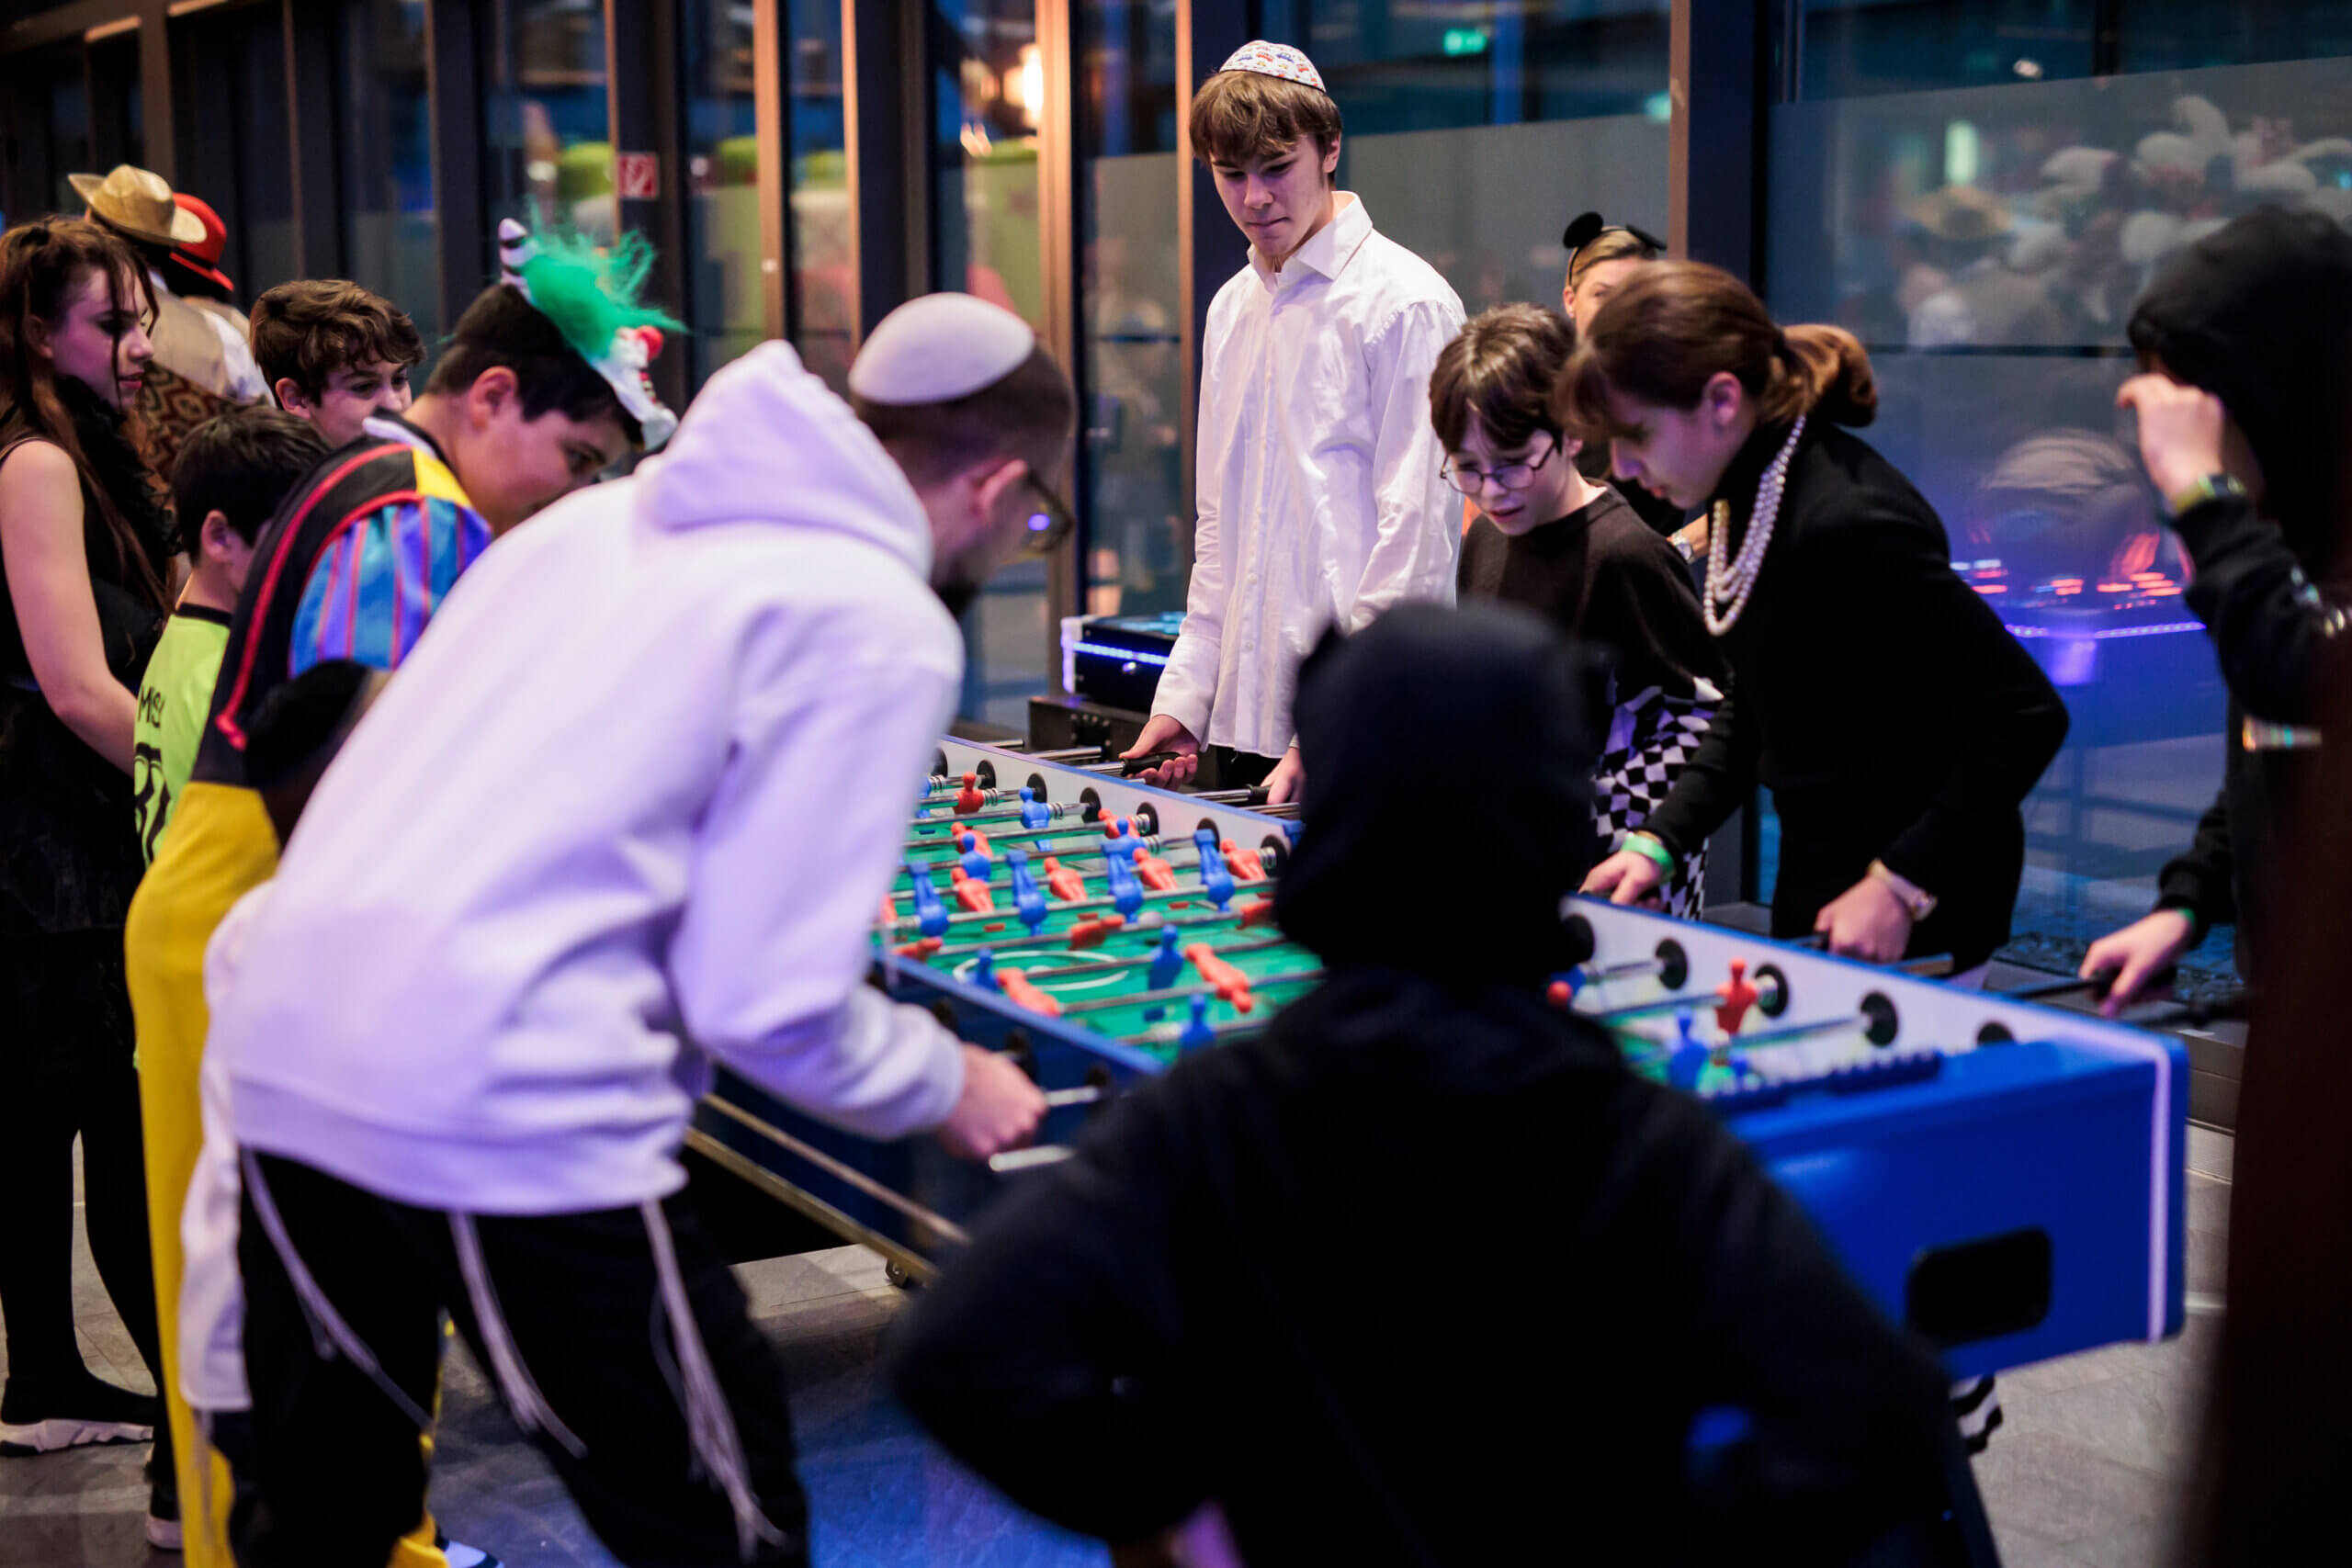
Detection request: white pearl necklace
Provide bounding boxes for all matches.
[1702,413,1807,636]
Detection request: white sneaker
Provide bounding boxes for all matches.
[0,1414,154,1454]
[441,1538,501,1568]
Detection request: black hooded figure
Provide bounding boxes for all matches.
[2122,204,2352,981]
[889,601,1970,1568]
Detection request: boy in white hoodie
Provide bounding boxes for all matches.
[198,294,1063,1568]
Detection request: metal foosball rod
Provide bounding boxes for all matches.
[1052,967,1323,1018]
[1583,968,1788,1024]
[886,879,1273,934]
[904,800,1091,840]
[985,934,1294,980]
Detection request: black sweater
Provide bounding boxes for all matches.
[1457,486,1725,704]
[889,975,1959,1565]
[2151,491,2344,969]
[1640,422,2070,967]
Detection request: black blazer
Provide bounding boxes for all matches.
[1644,421,2069,968]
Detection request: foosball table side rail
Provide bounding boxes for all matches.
[1566,899,2190,1376]
[690,965,1166,1284]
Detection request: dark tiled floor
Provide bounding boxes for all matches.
[3,1131,2234,1567]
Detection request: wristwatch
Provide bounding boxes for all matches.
[2165,473,2247,520]
[1867,860,1938,922]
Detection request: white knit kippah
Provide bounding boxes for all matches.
[1216,40,1327,94]
[847,293,1037,404]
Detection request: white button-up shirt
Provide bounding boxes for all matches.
[1151,193,1465,758]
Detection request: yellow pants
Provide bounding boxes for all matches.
[130,783,449,1568]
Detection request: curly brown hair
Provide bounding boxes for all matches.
[248,278,424,403]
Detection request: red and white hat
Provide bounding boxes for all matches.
[1216,40,1327,95]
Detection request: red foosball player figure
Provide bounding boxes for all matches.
[1069,913,1126,950]
[956,771,986,814]
[950,865,995,913]
[1134,851,1179,893]
[1714,958,1761,1034]
[1186,942,1255,1011]
[998,969,1063,1018]
[1238,895,1278,930]
[1222,840,1267,882]
[1041,855,1088,903]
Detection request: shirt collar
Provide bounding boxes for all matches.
[362,412,454,469]
[1252,192,1374,290]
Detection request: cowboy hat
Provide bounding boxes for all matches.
[168,193,236,295]
[70,164,206,247]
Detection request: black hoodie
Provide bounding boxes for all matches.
[2126,205,2352,969]
[889,602,1959,1567]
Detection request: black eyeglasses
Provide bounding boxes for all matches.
[1442,435,1565,497]
[1020,471,1077,557]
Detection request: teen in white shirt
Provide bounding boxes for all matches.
[1125,41,1464,803]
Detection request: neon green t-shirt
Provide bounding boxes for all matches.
[132,604,233,863]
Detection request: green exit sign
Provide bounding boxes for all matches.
[1442,27,1490,55]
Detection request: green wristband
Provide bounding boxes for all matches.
[1624,832,1679,876]
[2165,473,2246,520]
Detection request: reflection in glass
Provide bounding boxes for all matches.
[1078,0,1182,617]
[933,0,1049,727]
[1767,52,2352,976]
[786,0,853,392]
[492,0,614,245]
[684,0,762,386]
[343,0,439,355]
[1276,0,1673,316]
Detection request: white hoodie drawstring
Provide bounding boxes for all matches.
[642,1200,786,1560]
[448,1213,588,1459]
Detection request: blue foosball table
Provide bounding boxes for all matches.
[689,739,2187,1381]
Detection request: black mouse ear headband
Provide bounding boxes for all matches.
[1561,211,1665,260]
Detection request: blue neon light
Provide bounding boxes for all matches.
[1071,640,1173,667]
[2001,621,2203,641]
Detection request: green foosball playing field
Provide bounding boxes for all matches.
[876,777,1317,1061]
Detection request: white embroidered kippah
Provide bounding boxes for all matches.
[848,293,1037,404]
[1216,40,1327,94]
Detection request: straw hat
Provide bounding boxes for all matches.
[70,164,205,247]
[1906,184,2014,245]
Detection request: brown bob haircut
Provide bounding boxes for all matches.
[249,279,425,403]
[1189,68,1342,170]
[852,345,1076,490]
[1430,304,1575,456]
[1557,260,1877,445]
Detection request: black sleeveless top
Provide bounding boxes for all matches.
[0,388,173,938]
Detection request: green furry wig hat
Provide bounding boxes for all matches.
[496,217,682,449]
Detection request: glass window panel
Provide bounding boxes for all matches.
[933,0,1048,728]
[44,51,91,212]
[1077,0,1182,618]
[786,0,853,392]
[175,3,300,301]
[1796,0,2099,101]
[342,0,439,356]
[2118,3,2352,73]
[232,8,298,296]
[1293,0,1673,317]
[1767,41,2352,976]
[684,0,763,387]
[494,0,614,244]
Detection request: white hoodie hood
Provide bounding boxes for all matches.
[211,342,970,1214]
[640,341,933,570]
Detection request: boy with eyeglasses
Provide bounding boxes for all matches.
[1122,40,1463,804]
[1439,304,1724,916]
